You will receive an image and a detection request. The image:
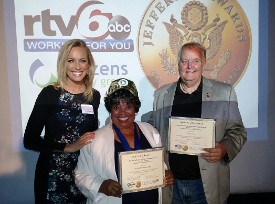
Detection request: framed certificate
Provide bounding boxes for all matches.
[168,117,215,155]
[119,147,165,194]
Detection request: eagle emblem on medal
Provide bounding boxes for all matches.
[161,0,230,81]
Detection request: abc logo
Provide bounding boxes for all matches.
[108,15,131,40]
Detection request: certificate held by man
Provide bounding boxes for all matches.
[169,117,215,155]
[119,147,165,194]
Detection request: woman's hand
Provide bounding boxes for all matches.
[164,170,174,186]
[99,179,122,197]
[64,132,95,153]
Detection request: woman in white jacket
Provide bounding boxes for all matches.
[75,78,173,204]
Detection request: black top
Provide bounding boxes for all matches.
[114,125,158,204]
[24,85,100,204]
[170,79,203,180]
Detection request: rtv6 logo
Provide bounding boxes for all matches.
[76,1,131,40]
[24,1,131,41]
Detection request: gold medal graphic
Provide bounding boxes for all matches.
[138,0,251,89]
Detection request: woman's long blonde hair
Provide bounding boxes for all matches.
[53,39,95,101]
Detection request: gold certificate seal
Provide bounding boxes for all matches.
[138,0,251,89]
[182,145,189,151]
[136,181,142,188]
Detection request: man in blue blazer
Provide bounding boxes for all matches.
[153,42,247,204]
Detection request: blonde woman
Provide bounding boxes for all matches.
[24,39,100,204]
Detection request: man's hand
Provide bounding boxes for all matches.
[201,142,227,163]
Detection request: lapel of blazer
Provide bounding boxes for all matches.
[104,123,117,180]
[201,77,215,119]
[158,83,177,148]
[163,82,177,108]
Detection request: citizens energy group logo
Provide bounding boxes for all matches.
[138,0,252,89]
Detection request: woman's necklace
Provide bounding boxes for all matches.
[112,123,141,151]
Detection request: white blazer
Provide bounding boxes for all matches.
[75,122,163,204]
